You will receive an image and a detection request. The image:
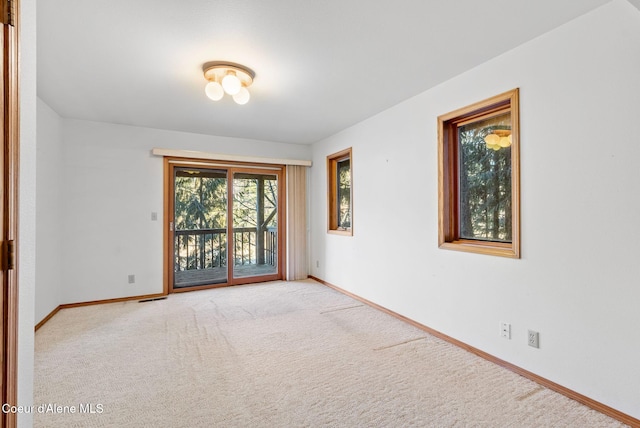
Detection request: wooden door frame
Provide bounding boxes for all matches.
[227,166,285,287]
[163,157,286,294]
[1,0,20,427]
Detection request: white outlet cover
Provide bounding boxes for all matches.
[500,322,511,339]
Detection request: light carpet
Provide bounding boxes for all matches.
[34,280,627,427]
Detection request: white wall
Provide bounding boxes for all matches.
[36,98,63,323]
[19,0,36,426]
[56,119,310,305]
[310,0,640,419]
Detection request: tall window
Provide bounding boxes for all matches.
[327,148,353,235]
[438,89,520,258]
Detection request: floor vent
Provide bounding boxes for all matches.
[138,297,168,303]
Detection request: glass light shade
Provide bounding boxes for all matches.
[498,136,511,148]
[221,73,241,95]
[484,133,500,146]
[205,81,224,101]
[233,87,250,105]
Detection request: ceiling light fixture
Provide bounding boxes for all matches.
[203,62,255,105]
[484,129,512,151]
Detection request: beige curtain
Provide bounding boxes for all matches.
[286,165,308,280]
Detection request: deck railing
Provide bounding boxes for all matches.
[174,227,277,272]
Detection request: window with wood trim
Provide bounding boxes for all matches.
[327,148,352,235]
[438,89,520,258]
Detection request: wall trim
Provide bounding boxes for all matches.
[34,306,61,332]
[34,292,167,331]
[308,275,639,427]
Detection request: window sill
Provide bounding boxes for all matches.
[328,229,353,236]
[439,241,519,258]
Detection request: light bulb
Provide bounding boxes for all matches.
[498,136,511,148]
[205,81,224,101]
[221,73,241,95]
[484,134,499,146]
[233,87,250,105]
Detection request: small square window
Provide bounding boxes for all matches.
[438,89,520,258]
[327,148,352,235]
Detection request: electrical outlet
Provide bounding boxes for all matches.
[151,212,158,221]
[316,260,319,268]
[528,330,539,348]
[128,274,136,284]
[500,322,511,339]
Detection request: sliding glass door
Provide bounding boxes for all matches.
[173,167,228,287]
[232,171,279,279]
[167,160,284,291]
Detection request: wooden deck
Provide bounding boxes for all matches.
[174,264,277,288]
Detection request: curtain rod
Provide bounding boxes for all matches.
[151,148,312,167]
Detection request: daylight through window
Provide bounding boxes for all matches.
[328,148,353,235]
[438,89,520,257]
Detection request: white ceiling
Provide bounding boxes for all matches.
[37,0,612,145]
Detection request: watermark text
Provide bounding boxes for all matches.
[2,403,103,414]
